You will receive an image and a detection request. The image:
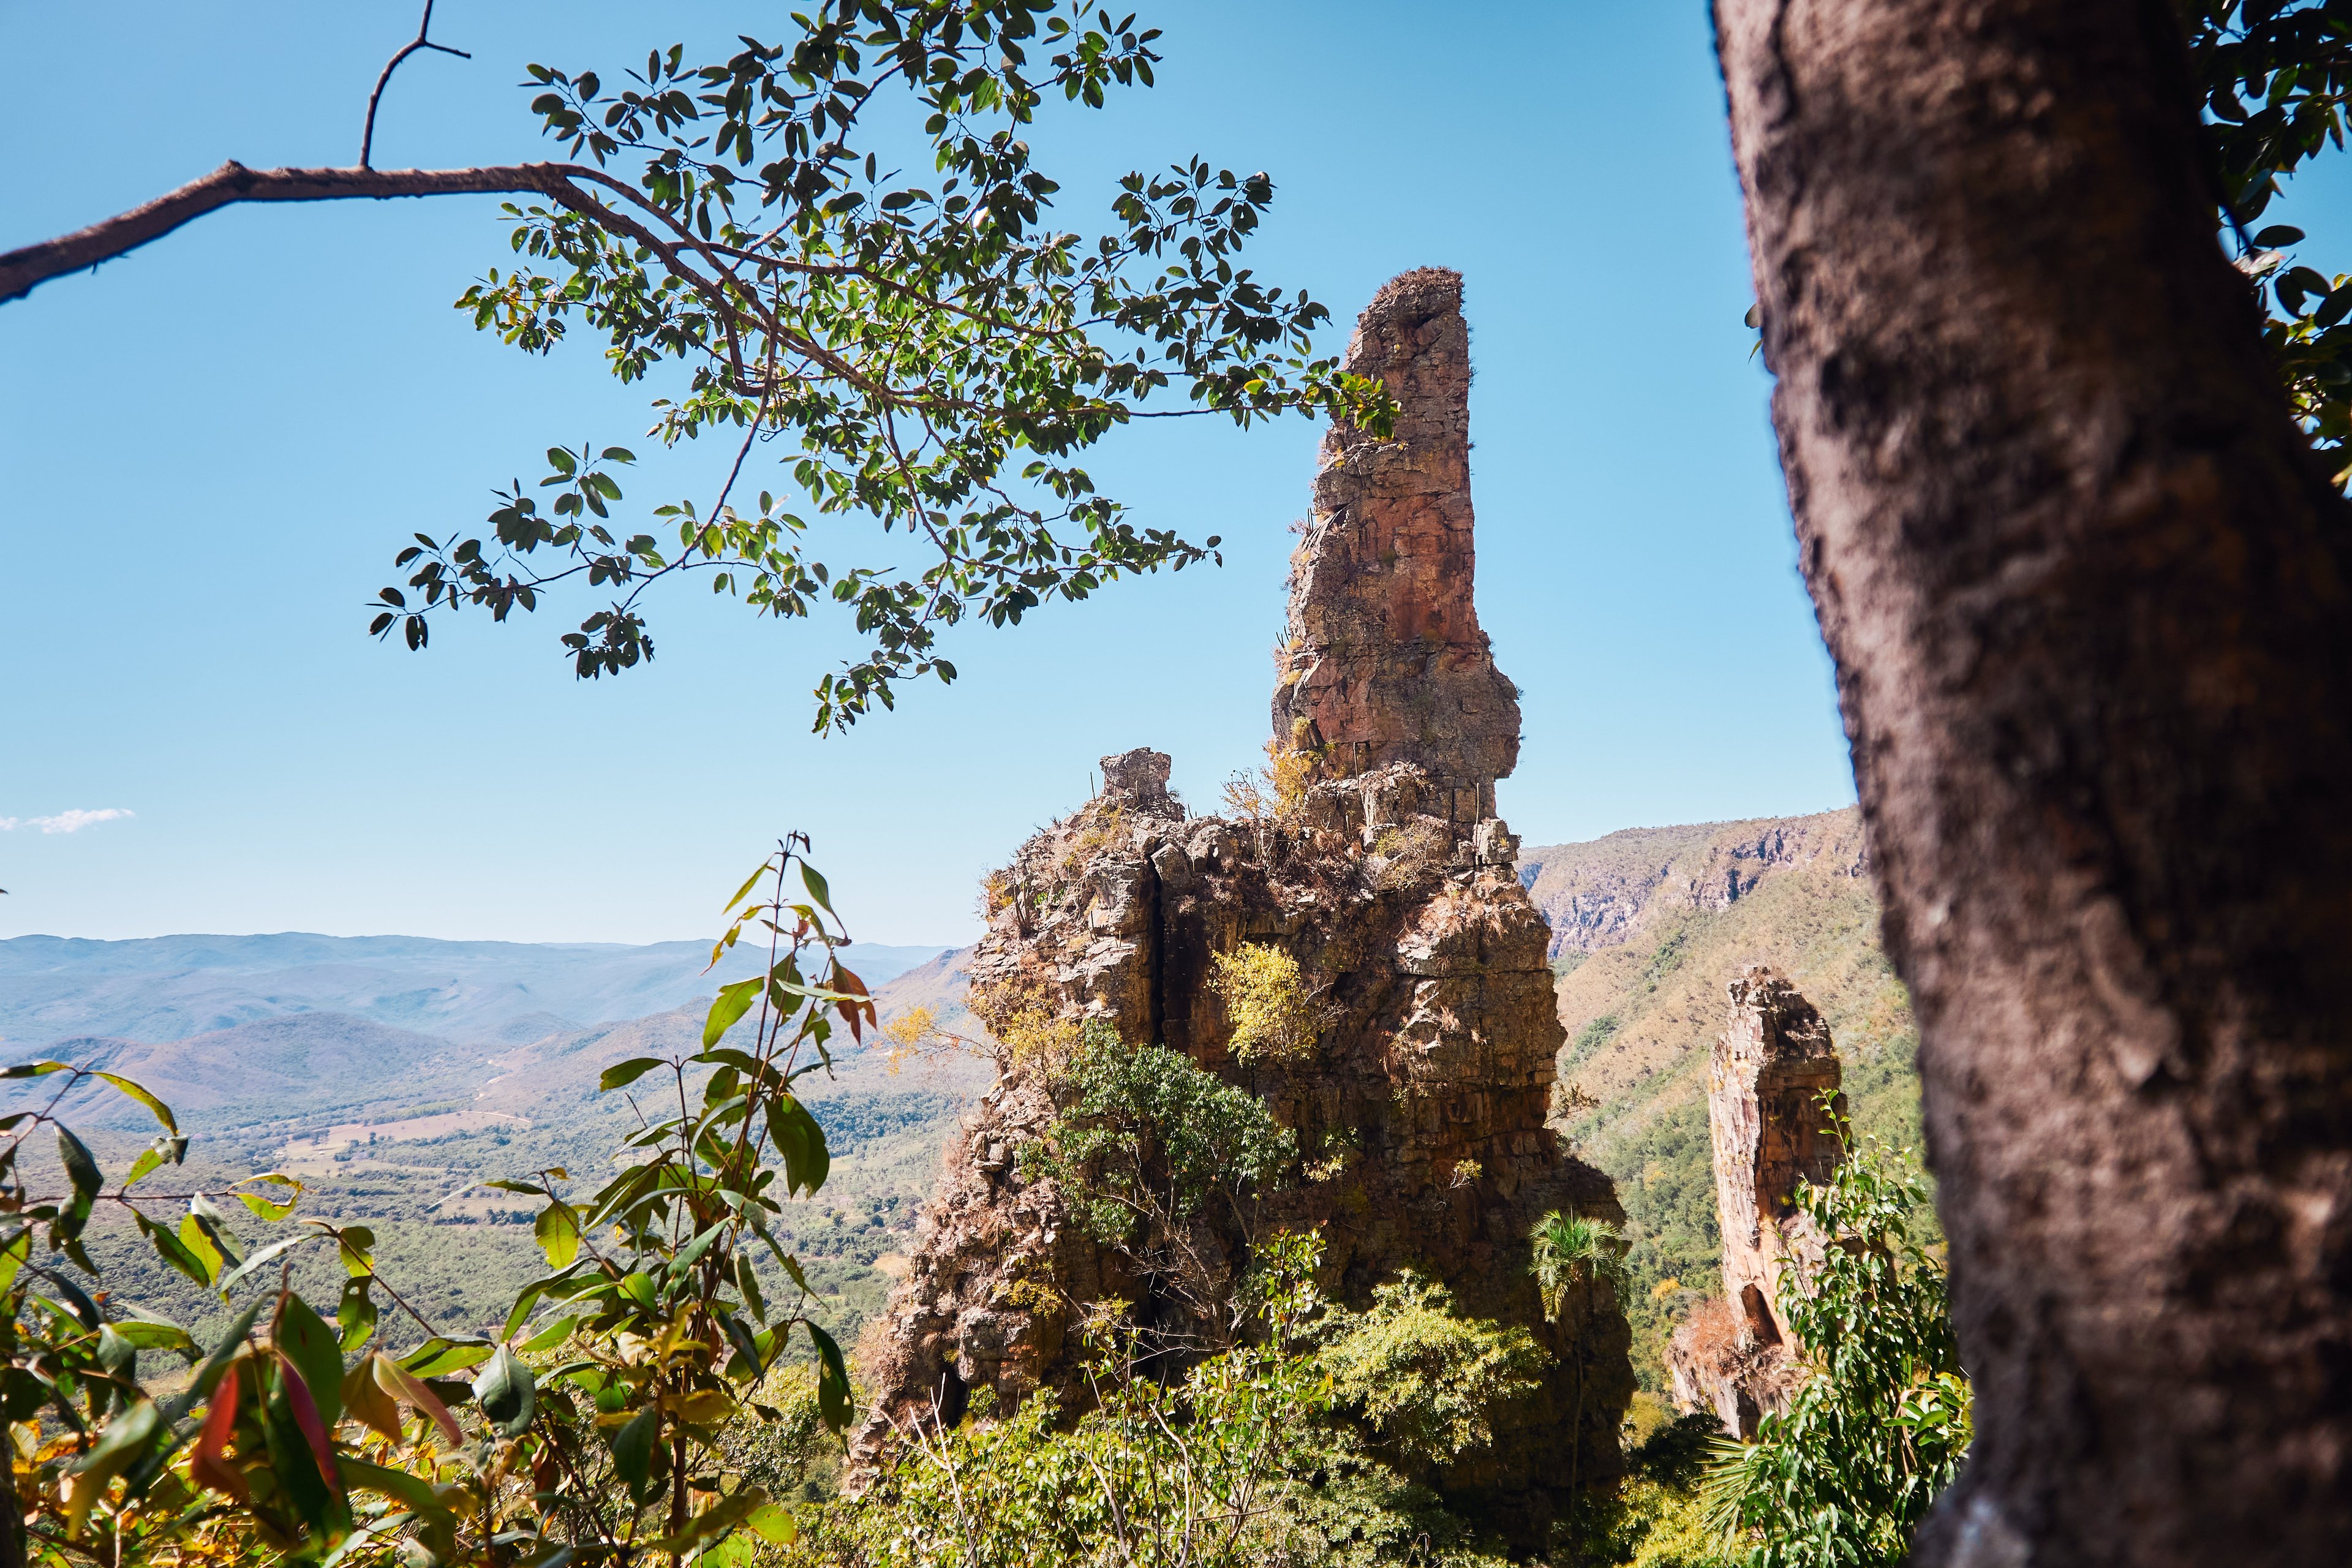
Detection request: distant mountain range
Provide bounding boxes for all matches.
[0,813,1908,1390]
[0,931,949,1050]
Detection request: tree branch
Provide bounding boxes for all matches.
[1,160,602,305]
[360,0,471,169]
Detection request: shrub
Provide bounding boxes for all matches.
[792,1234,1515,1568]
[1017,1023,1296,1306]
[1702,1121,1969,1568]
[1320,1271,1551,1469]
[1210,944,1319,1063]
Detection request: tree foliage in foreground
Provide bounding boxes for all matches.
[375,1,1387,726]
[1701,1123,1970,1568]
[2181,0,2352,489]
[0,3,1387,731]
[0,839,873,1568]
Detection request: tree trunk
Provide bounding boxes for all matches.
[1713,2,2352,1564]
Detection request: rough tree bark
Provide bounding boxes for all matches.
[1713,2,2352,1564]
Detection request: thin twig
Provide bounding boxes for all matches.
[361,0,472,169]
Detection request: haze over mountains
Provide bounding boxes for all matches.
[0,932,949,1054]
[0,809,1909,1390]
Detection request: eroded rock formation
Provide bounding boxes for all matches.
[850,272,1628,1540]
[1272,267,1521,824]
[1666,965,1845,1434]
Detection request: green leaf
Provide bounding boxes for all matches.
[519,1314,580,1354]
[704,978,764,1047]
[598,1057,669,1091]
[766,1095,831,1197]
[65,1398,160,1538]
[719,1311,766,1381]
[472,1345,536,1438]
[799,861,836,914]
[0,1229,29,1294]
[669,1222,726,1279]
[178,1213,225,1286]
[137,1213,214,1289]
[217,1234,320,1297]
[723,858,772,914]
[337,1277,379,1353]
[608,1405,659,1490]
[0,1061,72,1079]
[234,1172,302,1221]
[109,1316,197,1356]
[335,1224,377,1278]
[808,1321,853,1432]
[735,1253,769,1323]
[746,1501,799,1546]
[277,1291,346,1427]
[123,1136,187,1189]
[398,1336,495,1378]
[535,1201,582,1269]
[92,1071,178,1134]
[56,1126,102,1201]
[340,1456,454,1520]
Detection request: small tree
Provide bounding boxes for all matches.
[1528,1208,1630,1540]
[1017,1024,1295,1336]
[1701,1126,1969,1568]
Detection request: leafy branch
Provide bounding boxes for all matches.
[2,2,1393,731]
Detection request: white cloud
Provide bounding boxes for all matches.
[0,809,135,835]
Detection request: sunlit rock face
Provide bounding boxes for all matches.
[1667,966,1846,1436]
[1272,267,1523,824]
[851,274,1626,1545]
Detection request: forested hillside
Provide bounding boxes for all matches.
[1519,807,1927,1386]
[4,947,982,1358]
[7,820,1922,1398]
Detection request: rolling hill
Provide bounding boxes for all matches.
[0,934,976,1356]
[0,932,947,1050]
[2,818,1919,1392]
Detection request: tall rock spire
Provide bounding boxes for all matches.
[1272,267,1521,823]
[1667,965,1847,1435]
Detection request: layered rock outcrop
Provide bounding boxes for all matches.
[1272,268,1521,824]
[850,271,1629,1540]
[1666,966,1845,1434]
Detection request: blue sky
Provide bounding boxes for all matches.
[7,2,2325,948]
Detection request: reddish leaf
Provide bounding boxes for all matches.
[276,1349,341,1493]
[373,1353,462,1448]
[190,1359,249,1501]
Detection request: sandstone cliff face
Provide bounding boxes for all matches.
[1666,966,1845,1434]
[850,271,1629,1539]
[852,758,1630,1529]
[1520,810,1872,960]
[1272,268,1521,824]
